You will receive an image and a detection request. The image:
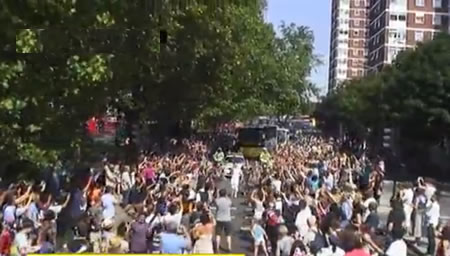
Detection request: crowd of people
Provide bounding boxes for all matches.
[0,133,448,256]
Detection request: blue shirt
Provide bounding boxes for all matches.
[3,205,16,224]
[252,224,265,241]
[69,189,84,218]
[160,233,189,254]
[101,193,116,219]
[26,202,39,226]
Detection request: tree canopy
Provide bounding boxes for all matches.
[317,33,450,171]
[0,0,318,168]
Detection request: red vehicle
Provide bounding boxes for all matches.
[86,115,119,136]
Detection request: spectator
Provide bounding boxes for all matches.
[215,188,233,252]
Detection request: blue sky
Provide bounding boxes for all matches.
[267,0,331,95]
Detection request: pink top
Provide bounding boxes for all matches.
[345,249,370,256]
[143,167,155,180]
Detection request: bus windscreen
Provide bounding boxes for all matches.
[238,128,264,146]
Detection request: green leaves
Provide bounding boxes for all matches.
[319,33,450,152]
[1,0,318,170]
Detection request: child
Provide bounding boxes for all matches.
[251,219,269,256]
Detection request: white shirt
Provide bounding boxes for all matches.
[231,167,242,183]
[121,171,132,191]
[272,179,282,193]
[425,184,436,200]
[378,160,385,172]
[295,207,312,238]
[275,198,283,214]
[162,211,182,227]
[402,188,414,210]
[426,201,440,227]
[386,239,407,256]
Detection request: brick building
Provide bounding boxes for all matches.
[328,0,450,90]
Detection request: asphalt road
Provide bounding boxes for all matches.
[214,177,254,254]
[112,177,434,255]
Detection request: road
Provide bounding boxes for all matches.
[113,177,442,255]
[214,177,253,253]
[215,178,431,255]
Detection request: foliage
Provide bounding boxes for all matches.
[318,33,450,160]
[0,0,318,169]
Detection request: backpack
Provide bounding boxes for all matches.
[266,210,279,227]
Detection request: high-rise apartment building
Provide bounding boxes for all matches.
[328,0,370,91]
[368,0,450,72]
[328,0,450,90]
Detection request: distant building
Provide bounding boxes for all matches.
[328,0,370,91]
[328,0,450,91]
[367,0,450,72]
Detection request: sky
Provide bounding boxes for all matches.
[267,0,331,95]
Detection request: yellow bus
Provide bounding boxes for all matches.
[237,127,266,159]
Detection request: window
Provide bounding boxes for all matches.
[355,9,360,15]
[390,14,398,20]
[433,15,441,25]
[398,15,406,21]
[415,0,425,6]
[338,49,348,56]
[415,31,424,41]
[355,20,360,26]
[358,70,364,76]
[434,0,442,8]
[355,0,360,6]
[353,30,360,36]
[358,50,364,56]
[415,13,425,24]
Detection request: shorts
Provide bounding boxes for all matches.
[216,221,232,236]
[254,238,265,246]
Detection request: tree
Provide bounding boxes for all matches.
[0,0,318,170]
[318,33,450,174]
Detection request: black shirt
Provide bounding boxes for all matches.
[129,185,146,204]
[388,209,405,230]
[365,212,380,230]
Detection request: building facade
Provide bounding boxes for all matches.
[368,0,450,72]
[328,0,450,90]
[329,0,370,91]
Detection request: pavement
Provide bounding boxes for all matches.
[379,180,450,256]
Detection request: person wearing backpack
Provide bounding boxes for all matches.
[265,203,280,256]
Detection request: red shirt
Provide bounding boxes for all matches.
[345,249,370,256]
[0,229,12,255]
